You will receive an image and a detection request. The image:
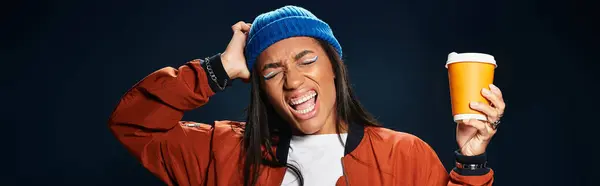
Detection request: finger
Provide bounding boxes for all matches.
[460,119,491,138]
[240,23,251,32]
[470,101,500,121]
[482,87,506,116]
[226,28,248,54]
[231,21,247,32]
[489,84,504,102]
[488,84,506,116]
[231,22,249,40]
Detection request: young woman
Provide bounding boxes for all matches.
[109,5,505,186]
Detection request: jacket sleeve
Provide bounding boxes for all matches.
[108,59,219,186]
[408,138,494,186]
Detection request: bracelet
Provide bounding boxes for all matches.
[204,56,228,91]
[455,161,487,170]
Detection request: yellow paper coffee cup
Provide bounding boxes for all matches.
[446,52,497,122]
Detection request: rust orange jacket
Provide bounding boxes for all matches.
[108,60,494,186]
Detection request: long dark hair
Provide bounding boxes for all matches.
[241,39,380,186]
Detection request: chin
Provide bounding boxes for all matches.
[294,120,326,134]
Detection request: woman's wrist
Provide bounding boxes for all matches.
[220,53,239,80]
[453,150,490,176]
[455,150,487,164]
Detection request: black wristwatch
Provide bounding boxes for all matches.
[453,150,491,175]
[455,161,487,170]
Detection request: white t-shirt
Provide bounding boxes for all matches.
[281,133,348,186]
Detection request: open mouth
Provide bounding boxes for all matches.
[288,90,318,118]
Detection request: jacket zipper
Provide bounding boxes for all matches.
[340,158,350,186]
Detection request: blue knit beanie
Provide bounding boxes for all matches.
[245,5,342,71]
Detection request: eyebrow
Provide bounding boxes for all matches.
[262,62,283,71]
[294,50,314,61]
[261,50,314,71]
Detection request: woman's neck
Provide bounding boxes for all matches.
[291,119,348,135]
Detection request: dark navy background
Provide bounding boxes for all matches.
[7,0,598,185]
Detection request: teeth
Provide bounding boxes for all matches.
[290,91,317,105]
[296,103,316,114]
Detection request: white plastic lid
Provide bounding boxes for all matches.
[445,52,497,68]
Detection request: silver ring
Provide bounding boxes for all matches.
[489,120,500,130]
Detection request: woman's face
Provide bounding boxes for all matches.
[257,37,337,135]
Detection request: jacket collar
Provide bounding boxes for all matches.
[345,120,365,155]
[275,121,365,163]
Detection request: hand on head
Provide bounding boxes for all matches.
[221,21,252,82]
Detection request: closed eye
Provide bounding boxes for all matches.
[263,70,281,80]
[301,56,318,65]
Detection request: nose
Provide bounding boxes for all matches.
[284,66,304,90]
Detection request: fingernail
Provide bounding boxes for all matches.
[470,101,479,106]
[482,88,491,95]
[489,84,499,91]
